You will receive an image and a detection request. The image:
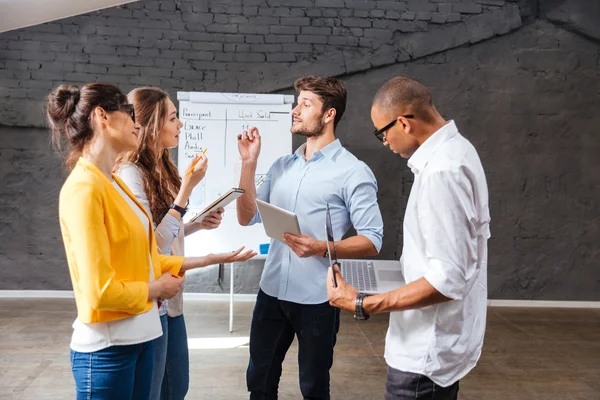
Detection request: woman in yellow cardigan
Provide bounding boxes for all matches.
[48,83,256,400]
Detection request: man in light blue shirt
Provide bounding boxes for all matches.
[236,76,384,400]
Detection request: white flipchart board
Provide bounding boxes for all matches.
[176,92,294,256]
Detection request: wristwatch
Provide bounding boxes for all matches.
[354,292,370,321]
[323,241,331,258]
[169,203,188,218]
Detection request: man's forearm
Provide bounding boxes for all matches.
[236,161,258,226]
[362,277,451,314]
[332,235,378,259]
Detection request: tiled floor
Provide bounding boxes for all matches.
[0,298,598,399]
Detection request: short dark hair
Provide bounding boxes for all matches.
[372,77,435,123]
[294,76,347,128]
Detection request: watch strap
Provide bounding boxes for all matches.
[169,203,188,218]
[354,293,370,321]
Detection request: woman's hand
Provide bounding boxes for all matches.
[210,246,257,264]
[180,247,257,272]
[148,273,183,300]
[172,153,208,212]
[197,208,224,230]
[181,153,208,193]
[158,273,183,299]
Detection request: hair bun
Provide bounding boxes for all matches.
[46,85,81,128]
[67,86,80,105]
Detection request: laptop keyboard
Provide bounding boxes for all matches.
[341,260,378,292]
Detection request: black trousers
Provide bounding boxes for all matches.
[246,289,340,400]
[385,365,459,400]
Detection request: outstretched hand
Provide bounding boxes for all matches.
[212,246,257,264]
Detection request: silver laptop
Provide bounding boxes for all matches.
[325,203,404,295]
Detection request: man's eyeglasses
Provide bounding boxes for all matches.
[104,104,135,123]
[372,115,414,142]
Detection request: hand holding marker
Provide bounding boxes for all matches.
[186,148,207,176]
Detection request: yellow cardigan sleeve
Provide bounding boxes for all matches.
[158,254,185,276]
[61,182,150,314]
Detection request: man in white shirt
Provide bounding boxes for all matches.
[327,76,491,399]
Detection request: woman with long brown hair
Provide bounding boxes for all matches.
[49,82,255,400]
[115,86,227,400]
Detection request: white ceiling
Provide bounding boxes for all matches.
[0,0,139,33]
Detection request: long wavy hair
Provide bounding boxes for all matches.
[115,87,181,222]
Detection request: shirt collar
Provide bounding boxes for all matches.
[293,143,306,159]
[293,139,343,161]
[407,120,458,174]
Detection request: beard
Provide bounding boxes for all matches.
[291,115,326,138]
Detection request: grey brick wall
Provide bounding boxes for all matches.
[341,19,600,300]
[0,0,598,300]
[0,0,524,127]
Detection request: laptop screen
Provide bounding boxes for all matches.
[325,203,337,264]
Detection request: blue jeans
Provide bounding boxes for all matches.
[149,314,169,400]
[246,289,340,400]
[70,341,155,400]
[150,314,190,400]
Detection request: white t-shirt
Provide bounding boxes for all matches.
[69,180,162,353]
[116,162,185,317]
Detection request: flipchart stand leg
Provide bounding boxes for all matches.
[229,262,234,333]
[217,263,224,289]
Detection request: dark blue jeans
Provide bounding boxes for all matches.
[70,341,155,400]
[149,314,190,400]
[161,314,190,400]
[247,289,340,400]
[385,366,459,400]
[149,314,169,400]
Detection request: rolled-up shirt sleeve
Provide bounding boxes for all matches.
[343,162,384,253]
[154,213,180,255]
[248,165,273,226]
[420,167,477,300]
